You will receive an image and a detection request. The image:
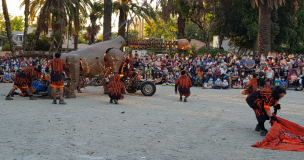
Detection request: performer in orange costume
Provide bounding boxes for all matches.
[5,61,38,100]
[246,86,286,136]
[46,52,69,104]
[106,73,125,104]
[175,70,192,102]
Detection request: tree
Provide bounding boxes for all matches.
[113,0,156,38]
[177,0,217,49]
[250,0,286,56]
[10,16,24,31]
[87,1,103,44]
[144,18,177,39]
[2,0,15,54]
[103,0,112,41]
[23,0,29,52]
[184,21,205,41]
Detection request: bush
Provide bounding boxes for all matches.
[2,44,10,51]
[197,47,228,58]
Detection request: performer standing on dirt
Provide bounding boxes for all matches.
[106,73,125,104]
[5,61,38,100]
[246,86,286,136]
[175,70,192,102]
[45,52,69,104]
[241,73,258,95]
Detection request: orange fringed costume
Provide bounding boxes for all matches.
[13,65,35,97]
[252,114,304,152]
[246,88,278,122]
[106,74,125,100]
[46,58,69,88]
[122,57,135,78]
[243,78,257,94]
[175,74,192,97]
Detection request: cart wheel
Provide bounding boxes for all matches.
[47,85,66,99]
[140,81,156,96]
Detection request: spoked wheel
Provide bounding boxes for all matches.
[140,81,156,96]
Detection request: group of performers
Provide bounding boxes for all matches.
[5,52,69,105]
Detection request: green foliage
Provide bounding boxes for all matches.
[128,30,139,39]
[197,47,228,58]
[144,18,177,39]
[10,16,24,31]
[183,21,204,41]
[2,44,10,51]
[26,33,51,51]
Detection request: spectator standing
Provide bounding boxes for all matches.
[244,56,256,75]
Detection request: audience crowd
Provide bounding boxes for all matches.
[1,52,304,91]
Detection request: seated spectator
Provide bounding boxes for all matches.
[214,78,222,89]
[266,66,274,83]
[195,68,204,87]
[203,78,214,89]
[281,78,288,89]
[290,72,298,83]
[167,72,174,85]
[222,79,229,89]
[274,76,282,86]
[243,76,250,88]
[233,80,243,89]
[154,72,162,84]
[3,71,13,83]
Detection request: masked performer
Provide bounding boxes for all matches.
[122,54,136,78]
[246,86,286,136]
[175,70,192,102]
[46,52,69,104]
[106,73,125,104]
[5,61,37,100]
[241,73,257,95]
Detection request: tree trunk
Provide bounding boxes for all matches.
[90,34,95,44]
[2,0,15,55]
[177,12,185,39]
[219,34,224,48]
[74,0,80,50]
[253,37,258,58]
[103,0,112,41]
[118,7,127,38]
[31,0,51,51]
[258,3,272,57]
[23,0,29,52]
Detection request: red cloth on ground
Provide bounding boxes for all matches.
[252,115,304,152]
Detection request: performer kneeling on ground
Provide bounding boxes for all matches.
[175,70,192,102]
[241,73,257,95]
[106,73,125,104]
[5,61,38,100]
[46,52,69,104]
[246,86,286,136]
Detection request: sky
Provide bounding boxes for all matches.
[4,0,157,34]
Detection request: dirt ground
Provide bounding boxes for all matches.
[0,83,303,160]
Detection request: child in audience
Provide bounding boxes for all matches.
[281,78,287,89]
[243,76,250,88]
[290,72,298,83]
[222,79,229,89]
[214,78,222,89]
[203,78,214,89]
[274,76,282,86]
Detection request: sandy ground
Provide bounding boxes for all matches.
[0,83,304,160]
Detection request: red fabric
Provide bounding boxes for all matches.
[252,115,304,152]
[106,74,125,100]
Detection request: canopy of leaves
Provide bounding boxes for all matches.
[144,18,177,39]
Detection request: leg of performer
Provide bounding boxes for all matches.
[258,121,268,136]
[26,88,37,100]
[5,87,17,100]
[52,87,57,104]
[184,96,188,102]
[179,95,182,101]
[59,87,67,105]
[110,99,113,103]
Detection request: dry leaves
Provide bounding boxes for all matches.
[87,151,94,155]
[121,111,125,114]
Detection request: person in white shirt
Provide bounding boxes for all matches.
[266,67,274,82]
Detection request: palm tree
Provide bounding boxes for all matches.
[21,0,89,51]
[250,0,285,57]
[103,0,112,41]
[87,1,103,44]
[23,0,29,52]
[2,0,15,54]
[113,0,156,38]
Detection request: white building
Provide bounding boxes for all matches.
[213,36,253,55]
